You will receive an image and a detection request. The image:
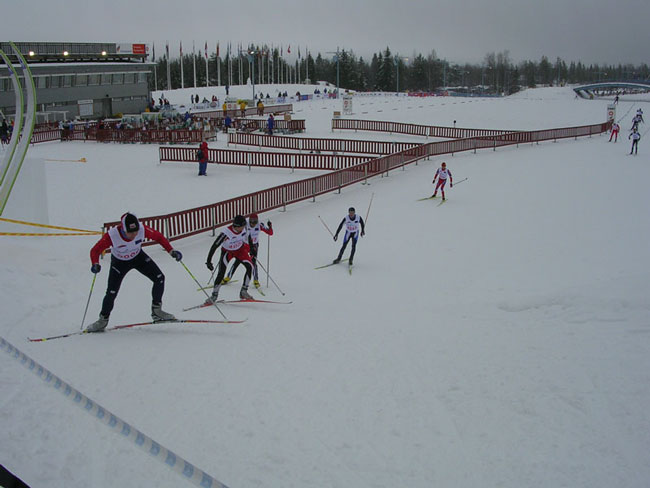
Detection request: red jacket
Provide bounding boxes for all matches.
[90,224,173,264]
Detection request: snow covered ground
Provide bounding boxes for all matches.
[1,86,649,488]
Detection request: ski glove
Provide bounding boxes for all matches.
[206,261,214,271]
[170,250,183,261]
[267,220,272,227]
[450,183,453,188]
[333,234,338,241]
[361,230,365,237]
[91,263,101,274]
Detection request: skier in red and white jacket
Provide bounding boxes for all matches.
[205,215,255,302]
[86,212,183,332]
[224,213,273,289]
[431,162,453,201]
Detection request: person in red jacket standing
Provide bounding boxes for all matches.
[197,141,209,176]
[86,212,183,332]
[205,215,254,302]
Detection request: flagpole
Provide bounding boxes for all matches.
[153,42,158,92]
[205,42,209,88]
[180,41,184,89]
[193,41,197,88]
[217,42,221,87]
[166,41,171,91]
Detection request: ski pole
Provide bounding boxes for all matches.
[207,266,217,286]
[266,233,270,288]
[364,192,375,225]
[256,260,285,296]
[80,274,97,330]
[318,215,335,238]
[179,261,229,320]
[453,177,468,186]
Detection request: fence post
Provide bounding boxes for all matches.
[211,206,216,236]
[493,137,496,151]
[312,180,316,202]
[338,171,342,194]
[252,194,258,213]
[281,187,287,212]
[248,152,252,172]
[589,126,592,138]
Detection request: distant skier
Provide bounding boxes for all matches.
[0,119,8,146]
[431,162,453,201]
[629,128,640,155]
[333,207,365,266]
[609,122,620,142]
[630,114,643,131]
[636,108,644,123]
[205,215,254,302]
[86,212,183,332]
[224,213,273,289]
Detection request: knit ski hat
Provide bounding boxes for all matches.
[249,213,259,221]
[348,207,355,212]
[121,212,140,232]
[233,215,246,227]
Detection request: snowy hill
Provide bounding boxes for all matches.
[1,88,649,488]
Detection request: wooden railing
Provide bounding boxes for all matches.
[192,103,294,119]
[30,128,204,144]
[332,118,518,139]
[228,132,421,155]
[105,121,610,242]
[159,146,372,171]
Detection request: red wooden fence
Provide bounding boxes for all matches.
[332,118,518,139]
[104,121,610,242]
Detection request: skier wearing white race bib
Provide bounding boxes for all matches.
[431,162,453,201]
[224,213,273,288]
[86,212,183,332]
[333,207,365,265]
[205,215,255,302]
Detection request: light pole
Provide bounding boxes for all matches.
[326,47,341,98]
[394,55,409,93]
[243,48,266,100]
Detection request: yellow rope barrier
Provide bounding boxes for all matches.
[0,232,101,237]
[0,217,100,234]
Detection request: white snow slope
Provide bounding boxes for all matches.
[1,86,650,488]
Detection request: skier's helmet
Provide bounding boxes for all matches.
[348,207,355,213]
[233,215,246,227]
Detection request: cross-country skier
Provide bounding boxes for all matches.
[333,207,365,266]
[431,162,453,200]
[205,215,254,302]
[609,122,620,142]
[86,212,183,332]
[631,114,643,132]
[223,213,273,289]
[629,128,641,155]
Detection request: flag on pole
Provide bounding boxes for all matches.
[287,45,291,54]
[180,41,183,57]
[216,42,220,58]
[165,41,169,59]
[204,41,208,59]
[152,43,155,62]
[298,46,301,59]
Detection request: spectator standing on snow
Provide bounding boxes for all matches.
[197,140,209,175]
[267,114,274,135]
[86,213,182,332]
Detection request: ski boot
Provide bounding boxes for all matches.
[151,303,176,322]
[204,291,219,306]
[86,314,109,333]
[253,280,261,289]
[240,288,254,300]
[332,258,341,264]
[221,276,231,285]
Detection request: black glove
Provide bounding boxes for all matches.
[267,220,272,227]
[361,230,365,237]
[170,250,182,261]
[91,263,101,274]
[206,261,214,271]
[333,234,338,241]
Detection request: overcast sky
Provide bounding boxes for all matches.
[4,0,649,66]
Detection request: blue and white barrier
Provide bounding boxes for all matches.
[0,336,229,488]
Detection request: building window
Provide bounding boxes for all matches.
[88,74,99,86]
[112,73,123,84]
[76,74,88,86]
[63,75,72,87]
[124,73,135,84]
[36,76,49,89]
[101,74,111,85]
[138,72,147,83]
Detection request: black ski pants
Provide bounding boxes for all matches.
[101,251,164,317]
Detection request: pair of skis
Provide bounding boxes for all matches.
[28,318,244,342]
[315,259,353,275]
[183,298,292,312]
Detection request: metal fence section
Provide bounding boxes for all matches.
[193,104,294,119]
[30,128,204,144]
[105,121,610,245]
[332,118,519,139]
